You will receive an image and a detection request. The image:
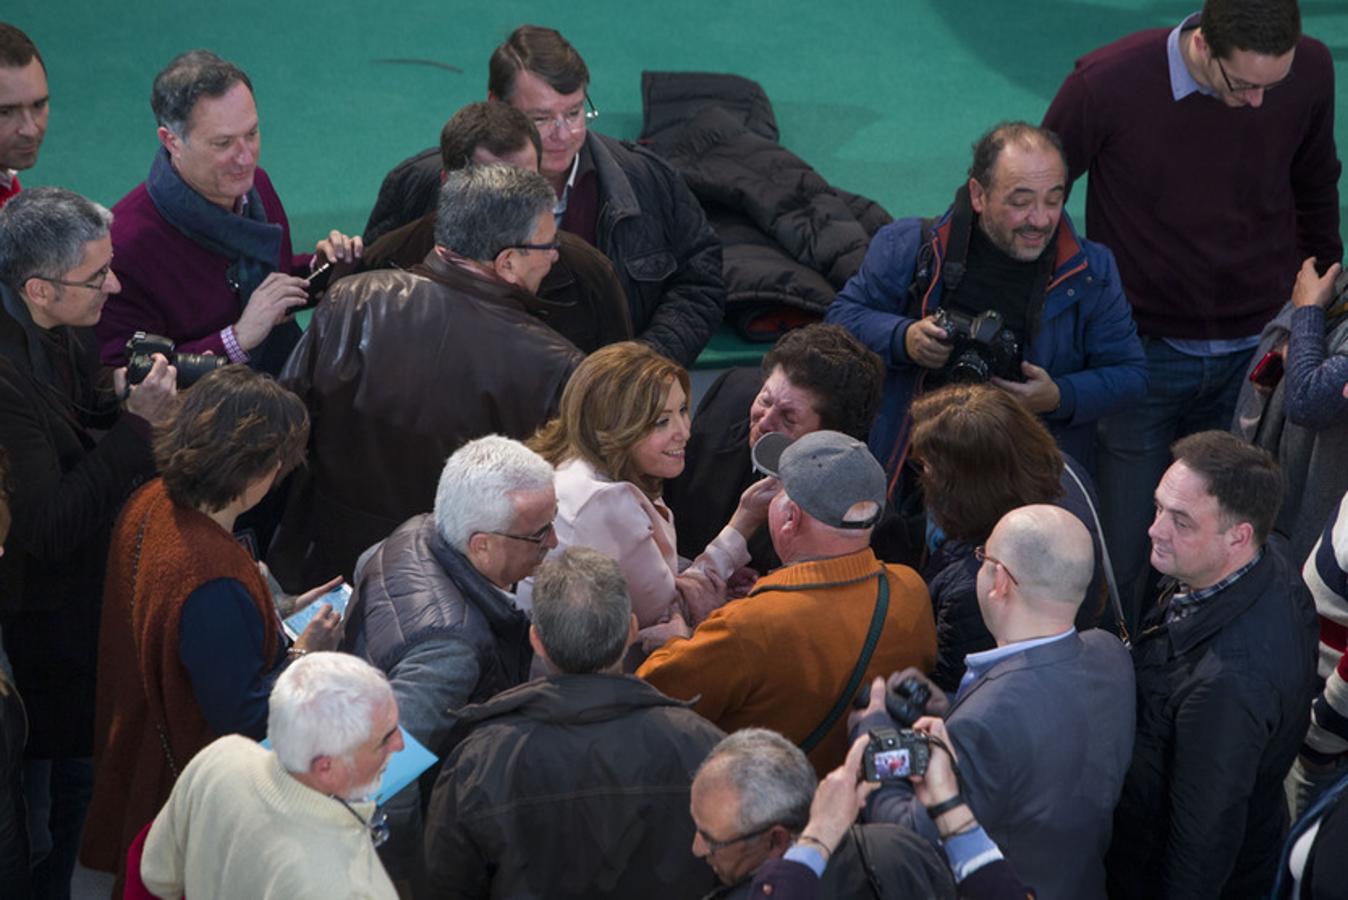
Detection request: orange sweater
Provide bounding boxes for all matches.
[639,548,936,774]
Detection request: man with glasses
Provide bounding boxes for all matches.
[423,547,725,899]
[852,504,1135,900]
[0,187,176,898]
[270,164,581,589]
[338,435,557,889]
[0,23,47,210]
[688,728,953,898]
[1043,0,1342,628]
[486,25,724,366]
[139,652,401,900]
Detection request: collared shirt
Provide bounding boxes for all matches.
[1164,548,1265,624]
[1164,13,1263,356]
[956,628,1076,700]
[559,145,599,247]
[553,152,581,222]
[0,168,14,190]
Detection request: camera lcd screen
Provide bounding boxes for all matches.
[872,748,912,778]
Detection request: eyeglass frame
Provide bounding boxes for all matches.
[483,520,556,545]
[528,94,600,134]
[973,545,1020,586]
[697,820,778,855]
[501,238,561,254]
[30,262,114,292]
[1215,57,1293,95]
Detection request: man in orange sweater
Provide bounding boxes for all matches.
[639,431,936,774]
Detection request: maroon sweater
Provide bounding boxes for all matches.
[1043,27,1341,340]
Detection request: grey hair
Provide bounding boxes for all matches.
[695,728,816,834]
[0,188,112,293]
[433,163,555,262]
[267,652,392,774]
[151,49,253,138]
[433,435,555,554]
[532,547,631,673]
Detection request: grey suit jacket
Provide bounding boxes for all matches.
[862,629,1135,900]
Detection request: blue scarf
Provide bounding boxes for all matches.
[145,146,282,305]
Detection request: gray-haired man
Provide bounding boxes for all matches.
[271,163,582,588]
[424,546,725,899]
[339,435,557,885]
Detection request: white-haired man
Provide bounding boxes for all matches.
[139,652,402,900]
[340,434,557,881]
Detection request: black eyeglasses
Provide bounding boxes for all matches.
[502,239,561,254]
[1216,58,1293,95]
[485,520,556,545]
[698,822,777,855]
[973,545,1019,586]
[32,263,113,292]
[335,797,390,848]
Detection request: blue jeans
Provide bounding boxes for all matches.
[22,758,93,900]
[1096,338,1255,630]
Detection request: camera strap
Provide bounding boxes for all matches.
[799,572,890,754]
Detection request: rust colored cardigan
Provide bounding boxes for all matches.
[81,479,278,876]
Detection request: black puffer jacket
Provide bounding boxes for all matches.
[640,71,891,338]
[423,674,724,899]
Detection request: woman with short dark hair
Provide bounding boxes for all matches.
[910,384,1107,691]
[82,367,343,886]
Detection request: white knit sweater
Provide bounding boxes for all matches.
[141,735,397,900]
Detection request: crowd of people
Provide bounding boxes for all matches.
[0,1,1345,897]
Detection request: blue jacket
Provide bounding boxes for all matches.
[825,208,1146,477]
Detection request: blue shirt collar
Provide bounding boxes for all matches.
[956,627,1076,699]
[1168,13,1217,101]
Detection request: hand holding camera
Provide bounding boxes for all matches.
[114,350,177,425]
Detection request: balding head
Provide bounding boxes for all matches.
[978,505,1094,641]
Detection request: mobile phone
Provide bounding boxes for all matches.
[300,261,334,310]
[1248,349,1284,389]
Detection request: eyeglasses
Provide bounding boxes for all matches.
[1216,58,1293,95]
[33,263,113,292]
[528,95,600,134]
[502,238,561,254]
[485,520,556,545]
[334,797,390,848]
[698,822,777,855]
[973,545,1019,586]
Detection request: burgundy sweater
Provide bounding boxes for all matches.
[1043,27,1341,340]
[96,167,309,366]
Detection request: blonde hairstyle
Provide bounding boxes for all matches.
[530,342,689,498]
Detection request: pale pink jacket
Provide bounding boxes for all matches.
[519,457,748,627]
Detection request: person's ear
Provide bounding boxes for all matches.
[766,824,795,856]
[493,249,519,284]
[1226,520,1255,552]
[968,176,987,214]
[528,624,548,660]
[624,614,639,650]
[157,125,181,157]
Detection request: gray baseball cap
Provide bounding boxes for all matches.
[751,431,886,529]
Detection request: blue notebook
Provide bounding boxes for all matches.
[261,725,437,805]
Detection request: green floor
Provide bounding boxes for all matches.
[10,0,1348,351]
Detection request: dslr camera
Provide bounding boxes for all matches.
[125,332,227,388]
[885,675,932,727]
[862,726,930,782]
[931,307,1023,384]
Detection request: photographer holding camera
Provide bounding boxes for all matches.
[826,121,1145,481]
[850,505,1134,900]
[0,187,175,895]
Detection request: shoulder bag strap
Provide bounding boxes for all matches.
[126,506,181,779]
[799,572,890,754]
[1061,462,1131,648]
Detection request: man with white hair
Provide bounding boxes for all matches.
[854,504,1135,900]
[340,434,557,882]
[139,652,402,900]
[640,430,937,775]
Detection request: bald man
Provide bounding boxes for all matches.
[854,505,1135,900]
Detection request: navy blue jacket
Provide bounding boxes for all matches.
[825,208,1146,477]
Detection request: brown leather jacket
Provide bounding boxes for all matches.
[356,213,632,354]
[269,252,582,589]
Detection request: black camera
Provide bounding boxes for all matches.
[862,727,930,782]
[886,676,932,727]
[124,332,227,388]
[931,307,1023,383]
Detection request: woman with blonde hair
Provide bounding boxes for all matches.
[528,342,777,649]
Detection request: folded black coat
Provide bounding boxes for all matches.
[640,71,891,340]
